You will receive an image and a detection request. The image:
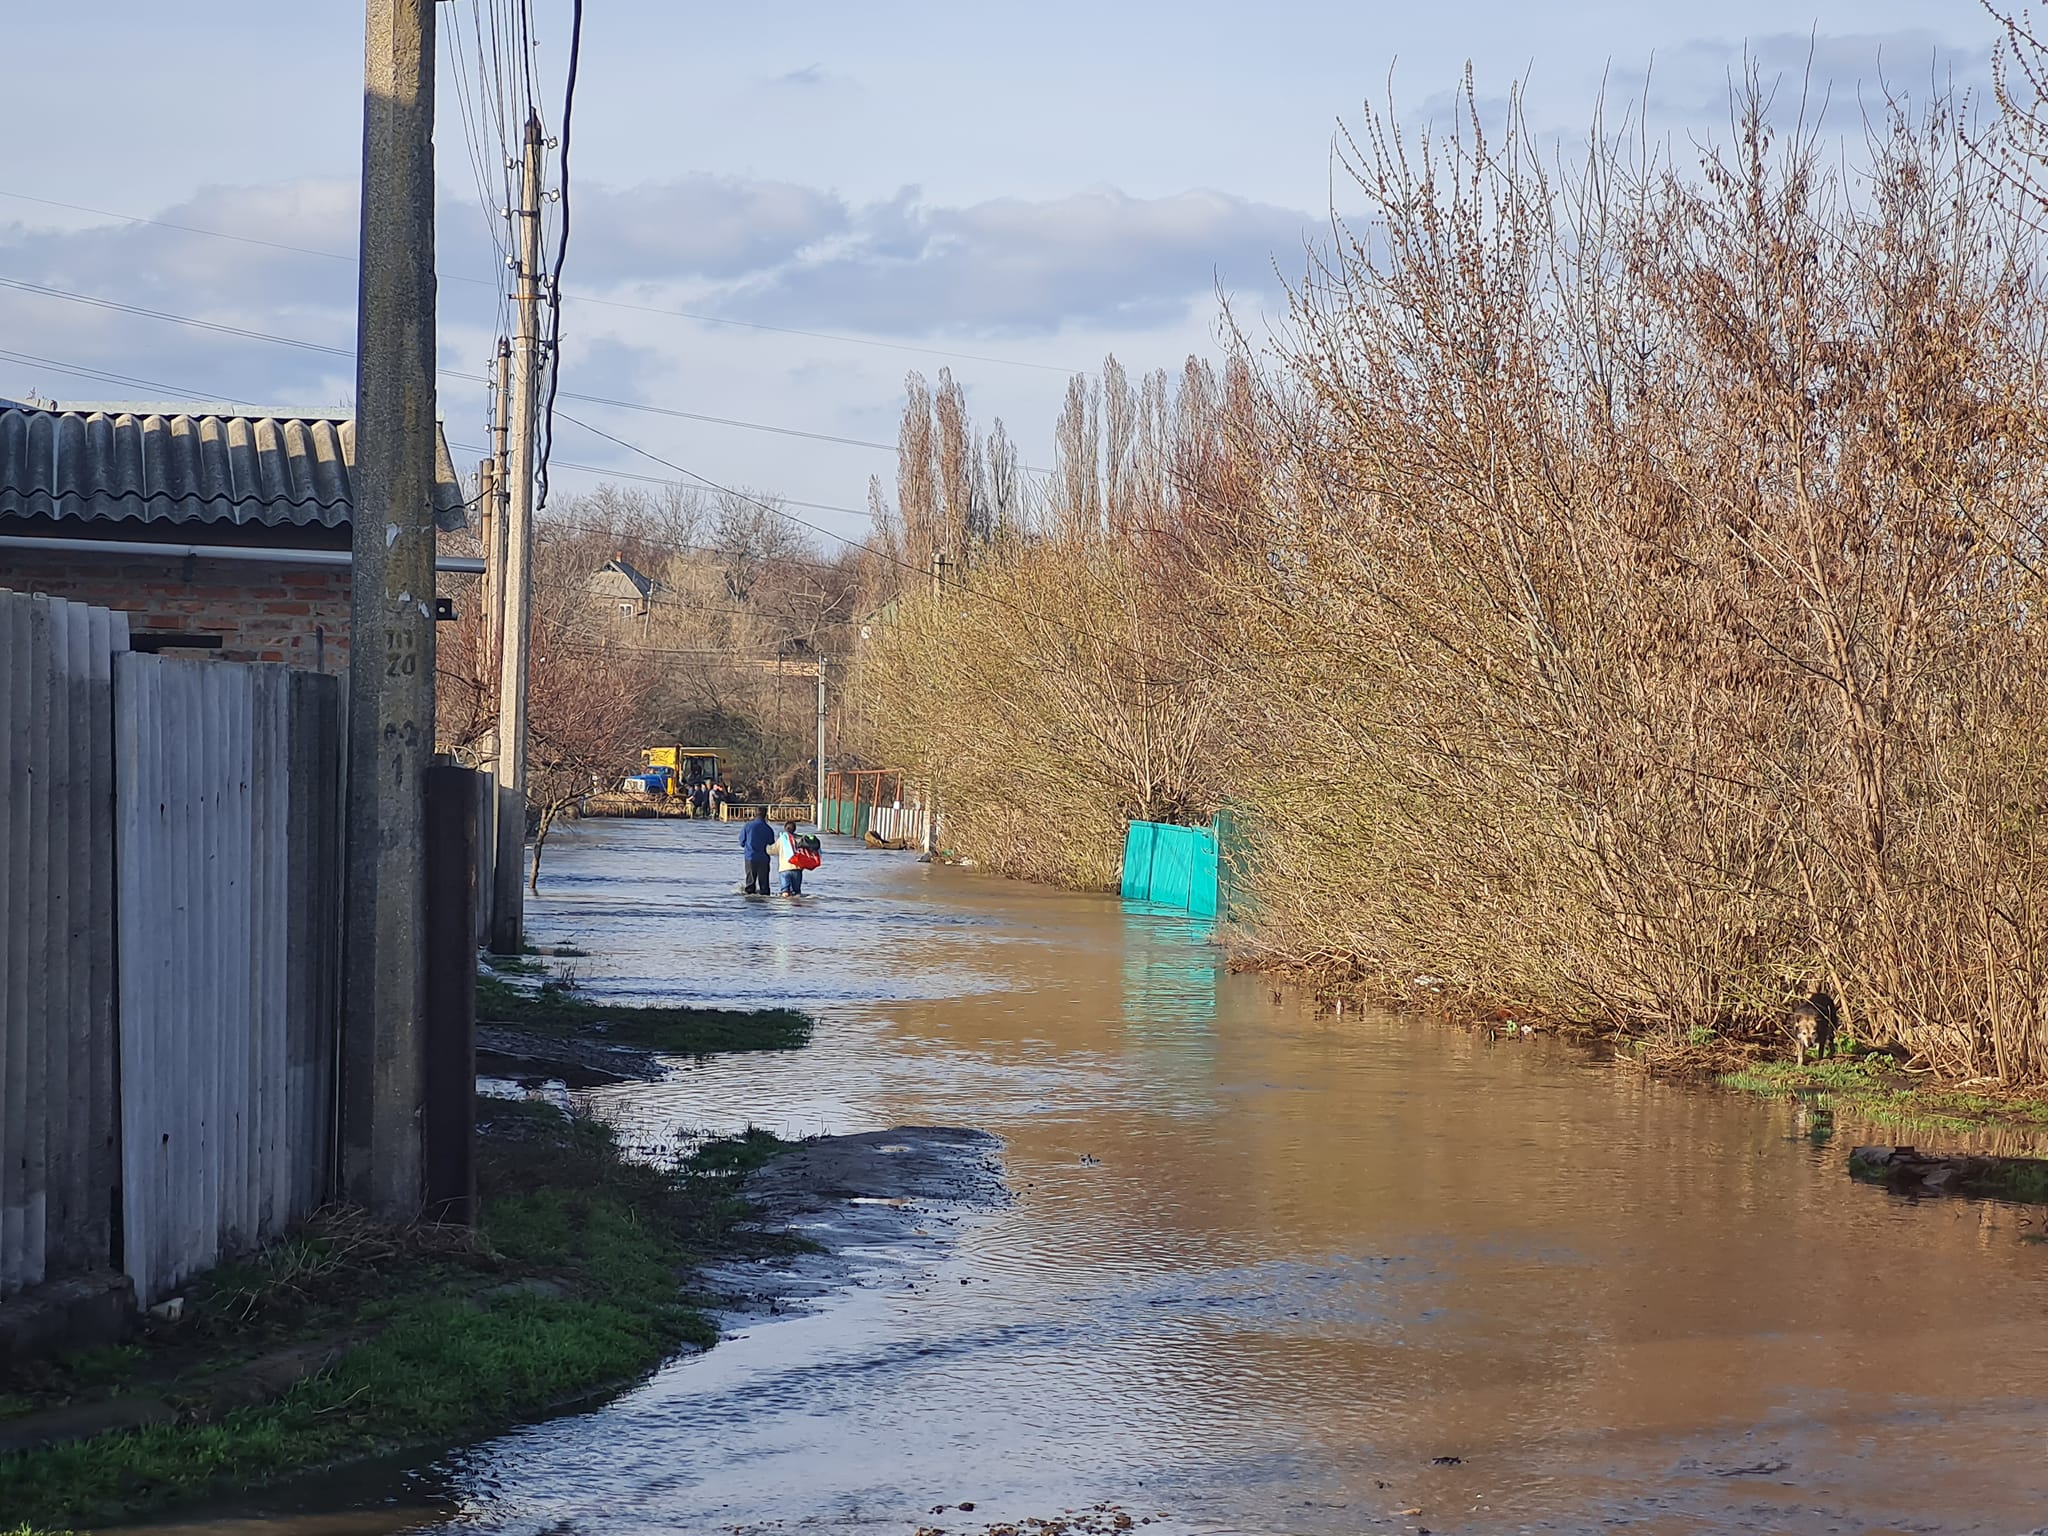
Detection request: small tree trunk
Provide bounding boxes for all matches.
[530,802,560,893]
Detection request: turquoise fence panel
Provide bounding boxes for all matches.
[1187,826,1218,918]
[1149,825,1197,909]
[1120,818,1219,916]
[1120,821,1158,900]
[855,802,872,840]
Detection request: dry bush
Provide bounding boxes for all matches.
[859,538,1218,886]
[1211,76,2048,1079]
[855,359,1234,885]
[851,67,2048,1086]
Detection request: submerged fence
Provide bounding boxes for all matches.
[2,588,345,1306]
[1120,817,1224,919]
[821,769,933,847]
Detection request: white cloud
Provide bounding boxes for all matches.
[570,175,849,285]
[712,185,1311,338]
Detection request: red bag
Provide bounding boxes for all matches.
[790,849,821,870]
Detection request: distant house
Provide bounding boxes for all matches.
[856,595,900,643]
[0,399,471,670]
[588,556,657,636]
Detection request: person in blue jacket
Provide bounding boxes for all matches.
[739,807,776,895]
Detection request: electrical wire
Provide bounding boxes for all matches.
[554,409,868,551]
[0,273,906,453]
[0,348,256,404]
[446,439,873,521]
[445,17,511,271]
[0,344,881,546]
[2,342,1205,677]
[0,188,1080,375]
[536,0,583,509]
[0,274,354,359]
[547,406,1221,672]
[550,388,895,450]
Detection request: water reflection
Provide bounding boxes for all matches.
[177,818,2048,1535]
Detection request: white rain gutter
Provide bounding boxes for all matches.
[0,534,485,575]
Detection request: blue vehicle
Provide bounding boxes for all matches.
[622,767,674,795]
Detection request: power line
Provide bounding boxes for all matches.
[0,349,267,406]
[0,348,878,539]
[2,348,1205,678]
[446,438,873,521]
[0,187,1080,375]
[553,387,896,450]
[0,272,906,453]
[445,12,513,272]
[0,274,355,359]
[535,0,583,509]
[555,409,871,551]
[0,341,878,553]
[548,407,1217,672]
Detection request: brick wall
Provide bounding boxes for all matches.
[0,548,353,670]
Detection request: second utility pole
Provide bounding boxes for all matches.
[491,113,544,954]
[814,655,827,828]
[483,335,511,690]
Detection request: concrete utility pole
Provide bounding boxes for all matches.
[477,458,498,664]
[343,0,437,1216]
[490,114,544,955]
[814,655,827,827]
[483,336,511,689]
[925,552,947,855]
[477,334,511,816]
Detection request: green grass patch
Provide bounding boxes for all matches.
[1978,1161,2048,1202]
[1721,1056,2048,1138]
[474,973,812,1054]
[0,1101,799,1529]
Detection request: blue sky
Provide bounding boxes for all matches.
[0,1,2006,547]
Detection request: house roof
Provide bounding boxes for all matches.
[591,557,655,599]
[0,401,469,533]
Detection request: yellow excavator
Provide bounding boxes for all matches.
[633,746,721,799]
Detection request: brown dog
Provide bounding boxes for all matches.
[1791,992,1839,1066]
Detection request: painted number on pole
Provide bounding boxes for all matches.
[384,627,419,678]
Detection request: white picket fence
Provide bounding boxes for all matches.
[1,588,344,1306]
[869,804,932,846]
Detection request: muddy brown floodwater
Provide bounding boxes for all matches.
[165,819,2048,1536]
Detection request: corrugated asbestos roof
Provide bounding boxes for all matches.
[0,403,469,532]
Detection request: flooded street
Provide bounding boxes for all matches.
[210,820,2048,1534]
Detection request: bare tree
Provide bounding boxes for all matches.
[934,367,974,568]
[1050,375,1102,540]
[897,371,938,574]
